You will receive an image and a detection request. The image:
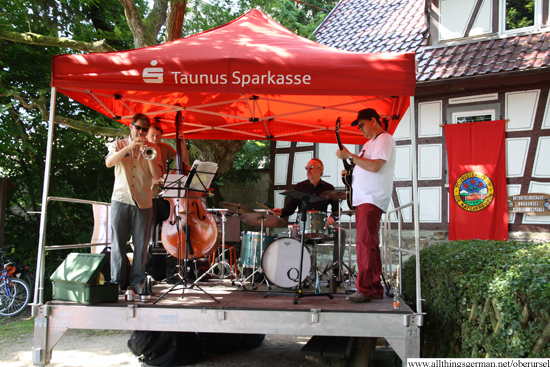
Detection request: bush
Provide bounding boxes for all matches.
[402,240,550,358]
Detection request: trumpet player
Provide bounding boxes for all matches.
[105,113,163,295]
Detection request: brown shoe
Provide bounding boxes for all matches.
[346,291,371,303]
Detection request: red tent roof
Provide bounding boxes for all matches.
[51,9,416,144]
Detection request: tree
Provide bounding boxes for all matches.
[1,0,337,177]
[0,0,337,269]
[506,0,535,30]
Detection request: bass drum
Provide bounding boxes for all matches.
[261,237,311,289]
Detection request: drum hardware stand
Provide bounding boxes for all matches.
[337,209,358,292]
[264,192,333,304]
[242,218,271,290]
[195,210,245,290]
[154,163,220,304]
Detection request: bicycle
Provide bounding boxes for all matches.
[0,249,31,317]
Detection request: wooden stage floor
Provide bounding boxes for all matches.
[49,278,413,314]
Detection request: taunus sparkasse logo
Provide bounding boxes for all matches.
[453,171,494,212]
[140,60,312,87]
[142,60,164,84]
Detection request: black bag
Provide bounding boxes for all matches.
[128,330,203,367]
[196,332,265,354]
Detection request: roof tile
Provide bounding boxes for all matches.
[314,0,550,82]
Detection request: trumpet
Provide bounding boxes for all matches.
[142,146,157,160]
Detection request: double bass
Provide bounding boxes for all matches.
[161,112,220,261]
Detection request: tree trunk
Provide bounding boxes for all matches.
[166,0,187,42]
[193,140,246,178]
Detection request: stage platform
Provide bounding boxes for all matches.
[32,279,420,366]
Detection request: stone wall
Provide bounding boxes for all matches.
[217,169,271,211]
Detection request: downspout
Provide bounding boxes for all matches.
[410,96,423,321]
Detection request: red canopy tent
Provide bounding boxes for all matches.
[34,10,419,305]
[51,9,416,144]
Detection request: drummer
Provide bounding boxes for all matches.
[272,158,346,281]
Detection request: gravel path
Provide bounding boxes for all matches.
[0,308,324,367]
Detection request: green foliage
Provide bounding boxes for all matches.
[506,0,535,30]
[221,140,270,184]
[0,1,122,290]
[402,240,550,358]
[0,0,336,300]
[181,0,337,38]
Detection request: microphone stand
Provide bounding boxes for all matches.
[264,193,333,304]
[154,165,219,304]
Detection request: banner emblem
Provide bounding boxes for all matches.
[453,171,494,212]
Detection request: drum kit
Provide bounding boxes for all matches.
[218,202,287,288]
[208,189,356,294]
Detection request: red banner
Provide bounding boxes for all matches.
[444,120,508,241]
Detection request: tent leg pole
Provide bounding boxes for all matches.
[33,87,57,309]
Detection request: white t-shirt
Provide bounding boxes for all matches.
[352,132,396,211]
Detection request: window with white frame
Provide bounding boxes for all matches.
[452,109,496,124]
[437,0,549,42]
[501,0,548,33]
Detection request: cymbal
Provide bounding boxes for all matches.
[339,210,355,216]
[320,189,347,201]
[240,212,286,228]
[219,202,254,215]
[279,190,326,203]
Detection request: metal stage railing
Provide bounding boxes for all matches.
[33,196,111,307]
[380,202,424,326]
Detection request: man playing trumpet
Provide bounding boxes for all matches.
[105,113,163,295]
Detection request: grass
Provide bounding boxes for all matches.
[0,306,128,342]
[0,306,34,340]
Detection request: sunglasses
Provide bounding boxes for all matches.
[132,123,149,132]
[305,165,319,170]
[357,122,365,130]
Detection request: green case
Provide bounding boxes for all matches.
[50,253,118,304]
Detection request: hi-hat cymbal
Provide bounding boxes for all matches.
[339,210,355,216]
[219,202,254,215]
[320,189,347,201]
[240,212,286,228]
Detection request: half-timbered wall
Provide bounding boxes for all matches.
[271,85,550,237]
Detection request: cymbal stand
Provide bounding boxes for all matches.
[154,166,219,304]
[242,217,271,290]
[264,196,333,304]
[196,210,245,290]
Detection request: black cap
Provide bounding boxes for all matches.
[351,108,380,126]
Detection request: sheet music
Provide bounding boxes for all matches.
[161,173,187,198]
[186,160,218,191]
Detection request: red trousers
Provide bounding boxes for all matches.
[355,203,384,299]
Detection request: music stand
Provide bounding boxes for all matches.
[263,191,334,304]
[154,161,220,304]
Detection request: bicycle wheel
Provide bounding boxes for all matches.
[0,278,30,317]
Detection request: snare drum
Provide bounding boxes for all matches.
[302,210,328,239]
[240,232,277,268]
[261,237,311,288]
